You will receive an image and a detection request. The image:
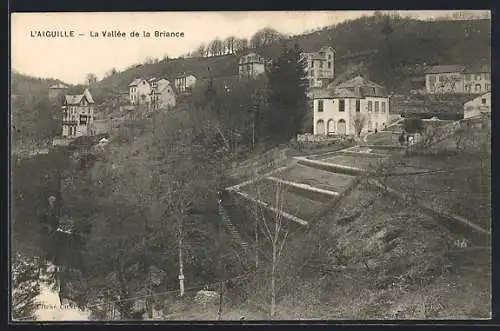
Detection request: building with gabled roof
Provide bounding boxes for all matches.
[424,63,490,95]
[61,88,95,138]
[48,83,69,101]
[174,72,197,94]
[150,78,176,110]
[239,52,266,79]
[464,92,491,120]
[128,78,152,105]
[302,46,336,88]
[312,76,390,136]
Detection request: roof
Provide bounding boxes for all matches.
[64,88,94,105]
[239,52,266,64]
[335,75,385,90]
[158,83,174,94]
[175,72,197,79]
[315,76,388,99]
[464,92,491,105]
[463,63,491,73]
[128,78,144,87]
[333,88,359,98]
[50,83,69,89]
[424,65,465,74]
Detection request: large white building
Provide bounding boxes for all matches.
[312,76,390,136]
[464,92,490,119]
[61,88,95,138]
[238,52,266,79]
[303,46,335,88]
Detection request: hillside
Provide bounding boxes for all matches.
[92,15,490,102]
[91,54,239,102]
[11,71,67,96]
[11,71,68,149]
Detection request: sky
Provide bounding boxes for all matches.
[11,10,490,85]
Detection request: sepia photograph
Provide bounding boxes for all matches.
[10,10,491,321]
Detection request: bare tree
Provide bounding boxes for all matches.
[249,180,289,318]
[224,36,237,54]
[352,113,367,137]
[234,38,249,56]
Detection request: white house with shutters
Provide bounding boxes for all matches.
[312,76,390,136]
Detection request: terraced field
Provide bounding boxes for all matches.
[239,178,328,221]
[319,153,387,170]
[274,163,355,193]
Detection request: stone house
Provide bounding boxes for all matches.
[313,76,390,136]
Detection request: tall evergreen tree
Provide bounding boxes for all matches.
[267,43,308,142]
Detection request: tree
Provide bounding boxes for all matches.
[208,38,224,56]
[224,36,237,54]
[234,38,249,56]
[250,27,285,49]
[248,180,289,318]
[85,73,98,86]
[266,43,308,142]
[195,43,206,57]
[352,113,367,137]
[12,256,40,320]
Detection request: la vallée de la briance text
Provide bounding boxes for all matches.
[30,30,185,38]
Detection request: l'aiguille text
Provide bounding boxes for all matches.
[30,30,75,38]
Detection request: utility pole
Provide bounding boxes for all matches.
[217,197,224,320]
[178,244,185,297]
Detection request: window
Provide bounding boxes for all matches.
[484,73,490,80]
[465,84,471,93]
[368,101,373,112]
[475,75,481,80]
[438,75,444,82]
[381,101,386,113]
[465,74,471,81]
[328,62,332,69]
[475,84,481,92]
[317,99,324,112]
[319,62,323,68]
[482,98,486,104]
[485,84,490,91]
[375,101,379,113]
[79,115,87,125]
[356,100,360,112]
[311,70,315,76]
[328,54,332,59]
[339,99,345,112]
